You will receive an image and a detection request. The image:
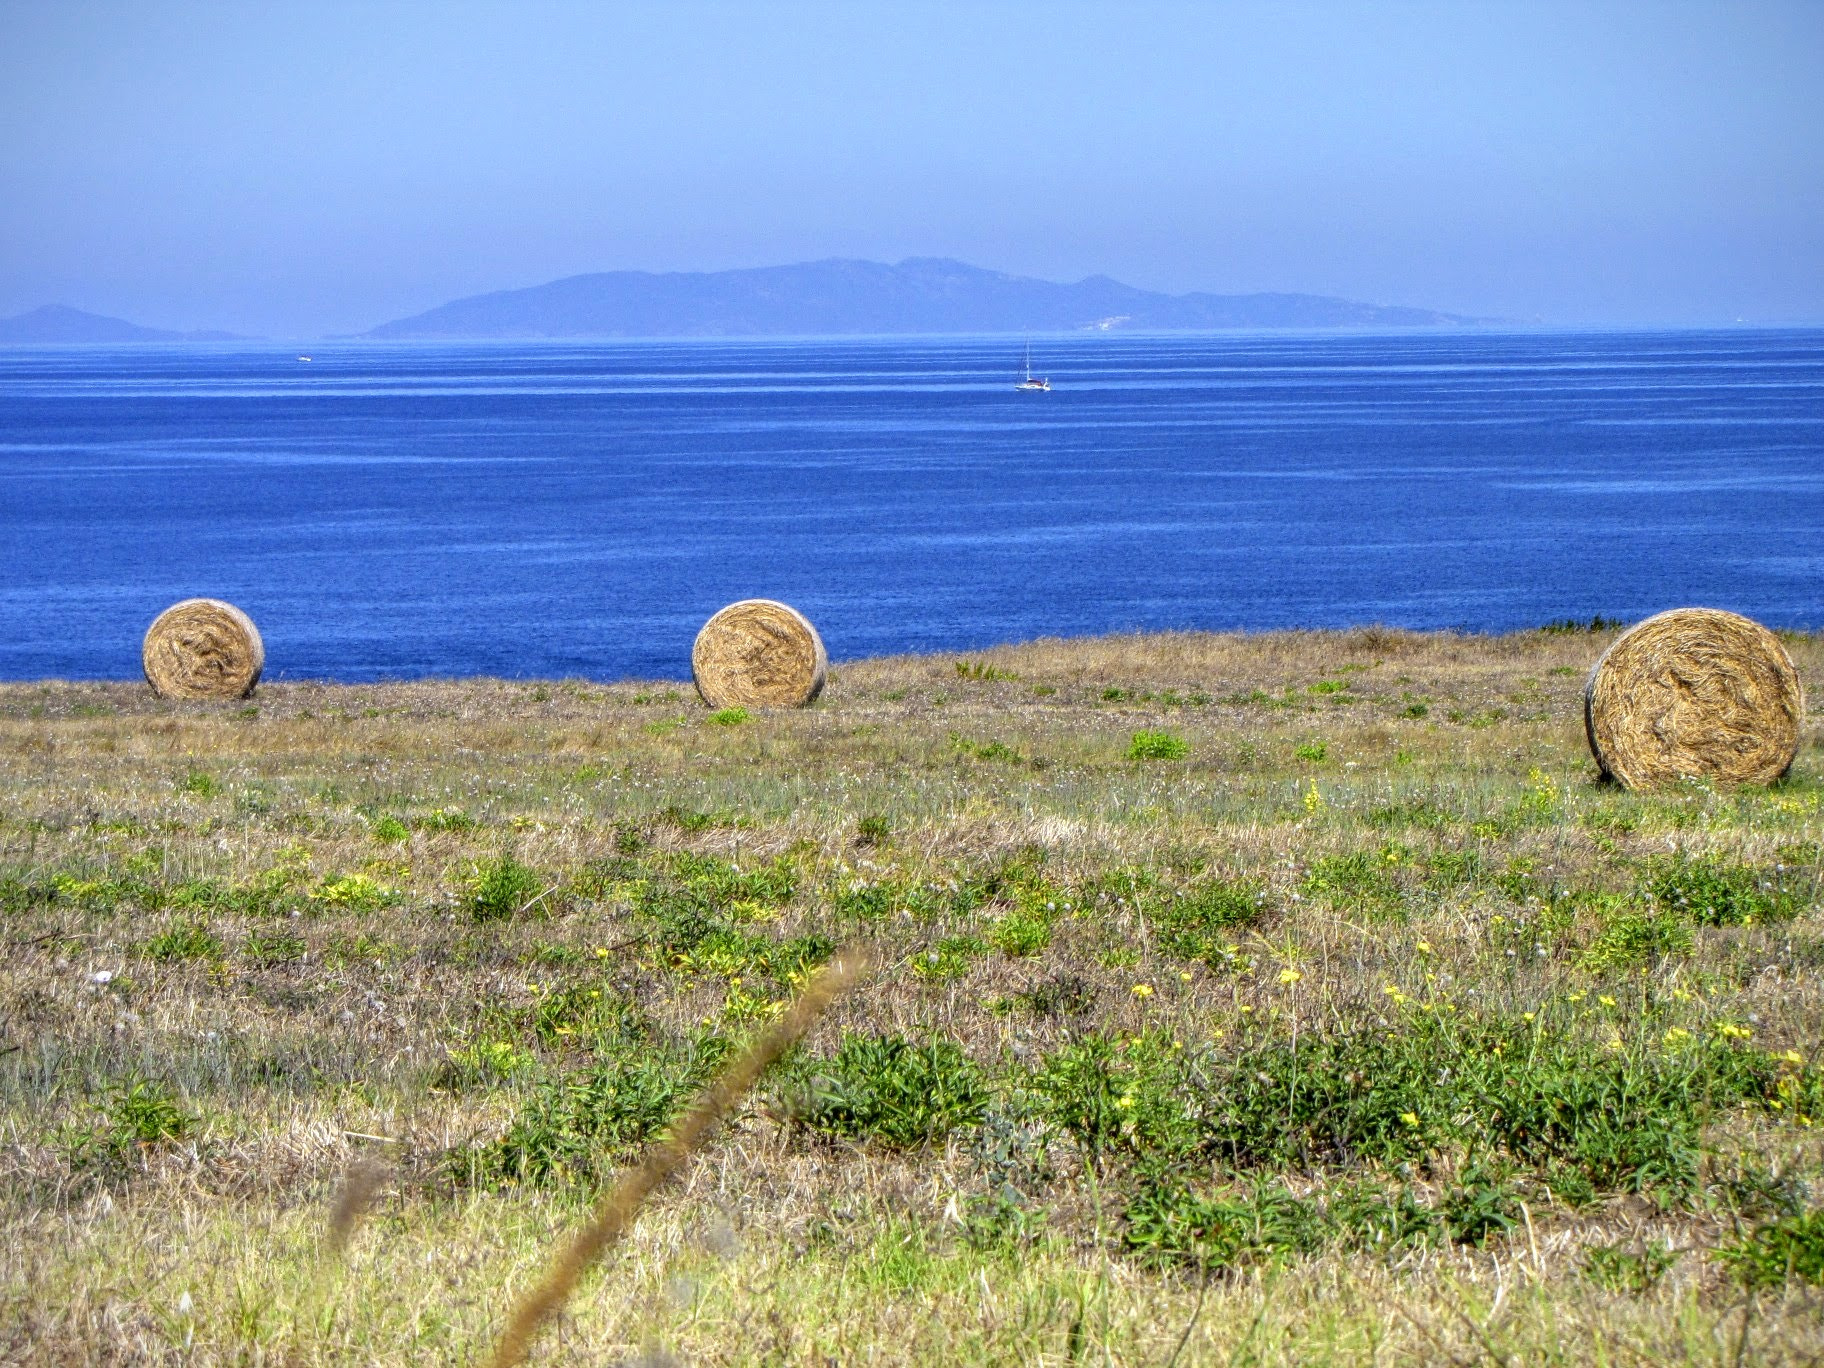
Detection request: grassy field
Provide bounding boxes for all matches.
[2,626,1821,1365]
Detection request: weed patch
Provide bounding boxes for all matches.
[61,1076,195,1174]
[371,815,411,843]
[1302,850,1406,918]
[1151,877,1270,965]
[1718,1209,1824,1286]
[467,855,544,920]
[1128,730,1189,761]
[242,928,305,967]
[912,935,986,981]
[144,919,222,962]
[955,660,1018,682]
[463,1033,729,1187]
[1583,1239,1677,1293]
[791,1034,990,1147]
[1645,853,1801,926]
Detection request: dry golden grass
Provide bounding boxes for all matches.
[0,626,1820,1363]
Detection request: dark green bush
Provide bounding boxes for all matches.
[1580,908,1692,971]
[1032,1032,1199,1165]
[793,1034,990,1148]
[468,1034,729,1187]
[1128,730,1189,761]
[371,815,411,843]
[144,920,222,962]
[1645,854,1800,926]
[1583,1240,1677,1293]
[1124,1179,1326,1269]
[62,1076,195,1172]
[1032,1018,1802,1203]
[0,871,59,914]
[1368,799,1454,831]
[1152,877,1269,963]
[468,855,543,920]
[242,928,306,967]
[1301,851,1405,917]
[1717,1209,1824,1287]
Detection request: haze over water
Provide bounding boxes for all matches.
[1,329,1820,683]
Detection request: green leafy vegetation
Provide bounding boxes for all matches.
[791,1034,990,1147]
[1127,730,1188,760]
[144,919,222,962]
[466,855,543,920]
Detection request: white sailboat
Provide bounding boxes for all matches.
[1015,344,1050,391]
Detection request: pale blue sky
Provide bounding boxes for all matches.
[2,0,1820,335]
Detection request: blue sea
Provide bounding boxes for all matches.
[1,330,1820,682]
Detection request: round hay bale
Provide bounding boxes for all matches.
[142,598,265,700]
[1584,608,1803,790]
[691,599,826,710]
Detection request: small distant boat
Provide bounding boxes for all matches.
[296,355,312,362]
[1015,345,1050,392]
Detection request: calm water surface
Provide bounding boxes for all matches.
[1,331,1820,681]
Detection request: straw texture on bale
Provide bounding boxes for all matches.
[691,599,827,709]
[142,598,265,700]
[1584,607,1804,790]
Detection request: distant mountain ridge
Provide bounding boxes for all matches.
[0,304,243,344]
[364,258,1489,339]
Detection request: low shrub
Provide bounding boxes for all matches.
[1717,1210,1824,1287]
[467,855,544,920]
[144,919,222,962]
[1151,877,1270,963]
[242,928,305,967]
[317,872,399,913]
[1580,908,1693,972]
[418,807,476,832]
[1032,1032,1199,1165]
[1030,1017,1808,1204]
[1302,851,1406,918]
[792,1034,990,1148]
[177,770,219,798]
[62,1076,195,1172]
[955,660,1018,681]
[1128,730,1189,761]
[1583,1239,1677,1293]
[1010,972,1095,1017]
[1368,798,1454,831]
[371,815,411,843]
[987,906,1052,957]
[1124,1179,1326,1269]
[912,935,986,981]
[1645,854,1800,927]
[465,1034,729,1187]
